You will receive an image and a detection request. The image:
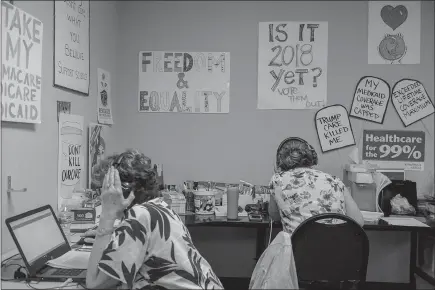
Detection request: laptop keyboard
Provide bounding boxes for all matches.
[51,268,84,276]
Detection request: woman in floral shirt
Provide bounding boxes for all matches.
[269,137,363,234]
[84,149,223,289]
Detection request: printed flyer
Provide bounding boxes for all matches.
[362,129,425,171]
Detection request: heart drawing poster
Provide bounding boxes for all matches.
[368,1,421,64]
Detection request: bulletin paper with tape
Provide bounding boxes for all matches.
[362,130,425,171]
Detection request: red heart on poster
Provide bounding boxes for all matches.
[381,5,408,31]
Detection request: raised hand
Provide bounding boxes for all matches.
[100,166,135,220]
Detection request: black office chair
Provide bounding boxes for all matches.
[291,213,369,290]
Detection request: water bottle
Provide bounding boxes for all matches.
[58,198,74,244]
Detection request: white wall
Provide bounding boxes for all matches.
[1,1,119,253]
[110,1,434,280]
[111,1,434,195]
[1,0,434,282]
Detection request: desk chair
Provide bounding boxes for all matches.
[291,213,369,290]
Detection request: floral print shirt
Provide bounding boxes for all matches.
[270,168,346,234]
[98,200,223,289]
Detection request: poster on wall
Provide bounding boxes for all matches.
[138,51,230,114]
[57,101,71,121]
[97,68,113,124]
[1,1,43,123]
[58,113,84,207]
[392,79,434,127]
[315,105,355,152]
[89,123,110,190]
[368,1,421,64]
[349,76,391,124]
[362,130,425,171]
[257,22,328,110]
[54,0,90,95]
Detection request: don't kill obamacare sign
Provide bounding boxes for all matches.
[1,2,44,124]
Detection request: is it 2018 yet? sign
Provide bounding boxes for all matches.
[1,1,43,123]
[362,130,425,171]
[54,0,90,95]
[258,22,328,110]
[138,51,230,114]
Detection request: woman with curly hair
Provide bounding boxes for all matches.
[269,138,363,234]
[83,149,223,289]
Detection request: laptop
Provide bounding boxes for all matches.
[5,205,87,282]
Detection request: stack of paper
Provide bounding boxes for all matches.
[372,172,392,212]
[70,223,97,233]
[46,250,90,269]
[381,217,429,228]
[361,211,384,222]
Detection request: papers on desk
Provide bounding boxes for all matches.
[362,211,384,222]
[70,223,96,233]
[46,250,90,269]
[381,217,430,228]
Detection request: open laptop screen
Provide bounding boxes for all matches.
[9,207,66,265]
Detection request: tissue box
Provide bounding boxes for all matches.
[71,208,96,223]
[343,169,377,212]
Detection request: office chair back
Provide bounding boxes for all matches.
[291,213,369,289]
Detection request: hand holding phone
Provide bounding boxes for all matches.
[77,229,97,245]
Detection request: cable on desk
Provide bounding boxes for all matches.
[1,253,21,267]
[1,258,29,282]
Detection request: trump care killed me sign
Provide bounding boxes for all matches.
[392,79,434,126]
[1,2,43,123]
[138,51,230,114]
[315,105,355,152]
[58,113,84,206]
[258,22,328,110]
[350,76,390,124]
[362,130,425,171]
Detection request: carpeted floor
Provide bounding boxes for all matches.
[220,276,434,290]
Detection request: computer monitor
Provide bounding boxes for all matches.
[5,205,71,275]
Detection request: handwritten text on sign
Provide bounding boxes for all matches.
[1,2,43,123]
[315,105,355,152]
[138,51,230,114]
[258,22,328,110]
[362,130,425,171]
[54,0,90,94]
[62,143,82,184]
[392,79,434,127]
[350,76,390,124]
[58,113,84,203]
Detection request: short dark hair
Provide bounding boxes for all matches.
[276,138,318,172]
[92,149,158,204]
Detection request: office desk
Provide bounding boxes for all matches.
[2,215,430,290]
[1,233,85,290]
[182,214,431,290]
